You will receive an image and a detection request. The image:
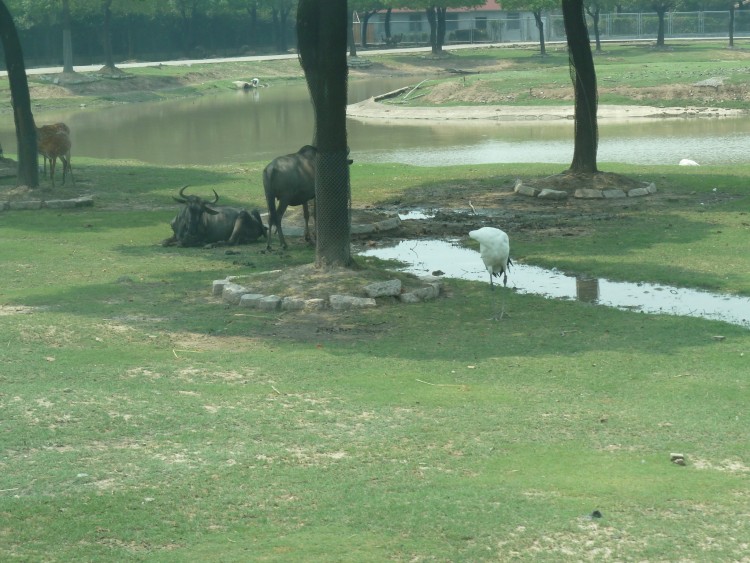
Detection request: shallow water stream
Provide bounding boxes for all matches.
[360,239,750,329]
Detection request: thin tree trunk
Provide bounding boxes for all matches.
[102,0,116,69]
[385,8,392,39]
[426,7,438,54]
[533,10,546,56]
[61,0,74,72]
[586,5,602,51]
[348,8,357,56]
[656,9,666,46]
[0,0,38,187]
[562,0,598,174]
[437,7,447,52]
[729,5,735,48]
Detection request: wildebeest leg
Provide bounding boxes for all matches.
[274,201,289,249]
[302,201,312,242]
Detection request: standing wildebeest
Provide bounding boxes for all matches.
[162,185,267,247]
[263,145,317,249]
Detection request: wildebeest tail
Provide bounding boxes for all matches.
[263,166,279,232]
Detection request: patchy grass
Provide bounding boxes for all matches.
[1,155,749,560]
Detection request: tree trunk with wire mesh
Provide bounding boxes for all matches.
[562,0,598,174]
[0,0,38,187]
[297,0,352,268]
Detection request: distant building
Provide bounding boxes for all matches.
[358,1,542,45]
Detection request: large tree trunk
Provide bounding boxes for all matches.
[384,8,392,40]
[361,10,377,48]
[0,0,38,187]
[562,0,599,174]
[436,7,447,52]
[61,0,74,72]
[533,10,546,56]
[298,0,352,268]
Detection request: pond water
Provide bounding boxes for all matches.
[360,239,750,329]
[3,78,750,166]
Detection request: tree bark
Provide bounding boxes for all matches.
[102,0,116,69]
[533,10,546,56]
[656,9,666,47]
[562,0,598,174]
[61,0,74,72]
[348,8,358,56]
[586,5,602,52]
[729,5,735,48]
[0,0,38,187]
[298,0,352,268]
[385,8,392,39]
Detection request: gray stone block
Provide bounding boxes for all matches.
[222,283,249,304]
[304,298,327,311]
[364,279,402,298]
[212,279,230,296]
[374,217,401,231]
[8,200,42,210]
[258,295,282,311]
[574,189,604,199]
[399,292,421,304]
[330,294,376,310]
[627,187,650,197]
[239,293,265,307]
[537,188,568,200]
[281,297,306,311]
[602,189,627,199]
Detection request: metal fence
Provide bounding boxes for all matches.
[368,11,750,46]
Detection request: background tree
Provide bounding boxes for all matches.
[297,0,352,267]
[398,0,483,55]
[265,0,296,52]
[502,0,558,55]
[0,0,38,187]
[562,0,599,173]
[352,0,386,48]
[585,0,617,51]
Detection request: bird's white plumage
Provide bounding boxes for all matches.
[469,227,511,286]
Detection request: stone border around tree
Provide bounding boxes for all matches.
[513,179,657,200]
[212,274,443,312]
[0,195,94,211]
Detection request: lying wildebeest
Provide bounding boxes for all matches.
[263,145,317,249]
[162,185,267,247]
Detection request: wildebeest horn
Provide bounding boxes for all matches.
[174,185,190,203]
[210,189,219,204]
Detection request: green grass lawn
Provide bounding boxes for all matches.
[1,40,749,560]
[1,155,749,560]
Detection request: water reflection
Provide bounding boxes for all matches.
[2,78,750,166]
[360,239,750,329]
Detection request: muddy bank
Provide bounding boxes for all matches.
[347,98,747,124]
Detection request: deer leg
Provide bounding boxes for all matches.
[50,157,57,188]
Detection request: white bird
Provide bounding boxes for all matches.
[679,158,699,166]
[469,227,512,289]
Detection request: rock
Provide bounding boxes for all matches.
[537,188,568,200]
[679,158,699,166]
[412,284,440,301]
[329,294,376,310]
[281,297,306,311]
[258,295,282,311]
[627,187,650,197]
[364,279,402,298]
[602,189,627,199]
[239,293,265,307]
[399,292,422,303]
[351,223,375,235]
[222,283,249,304]
[514,180,540,197]
[646,183,657,194]
[0,201,8,211]
[8,200,42,210]
[212,279,230,296]
[304,298,327,311]
[574,188,604,199]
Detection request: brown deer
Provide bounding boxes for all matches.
[36,123,74,187]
